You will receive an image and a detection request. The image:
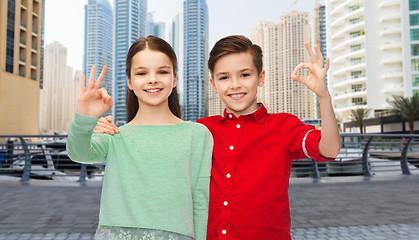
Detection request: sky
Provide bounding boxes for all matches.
[44,0,316,71]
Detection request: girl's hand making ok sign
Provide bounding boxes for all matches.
[76,66,113,118]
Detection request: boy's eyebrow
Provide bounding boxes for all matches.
[215,68,255,76]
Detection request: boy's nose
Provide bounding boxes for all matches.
[230,78,242,89]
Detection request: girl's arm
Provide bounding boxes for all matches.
[291,42,341,158]
[192,126,213,240]
[66,66,113,163]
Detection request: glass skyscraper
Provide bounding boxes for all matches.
[84,0,113,116]
[113,0,147,126]
[183,0,209,121]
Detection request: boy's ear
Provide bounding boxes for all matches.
[210,77,218,94]
[258,70,265,87]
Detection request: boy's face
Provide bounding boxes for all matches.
[210,52,265,117]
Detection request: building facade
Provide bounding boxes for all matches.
[182,0,209,122]
[326,0,409,121]
[84,0,113,117]
[39,42,77,134]
[405,0,419,95]
[250,11,314,120]
[113,0,147,126]
[0,0,44,134]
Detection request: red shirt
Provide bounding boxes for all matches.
[197,104,333,240]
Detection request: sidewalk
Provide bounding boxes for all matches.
[0,174,418,239]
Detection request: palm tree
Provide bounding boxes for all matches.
[389,94,419,134]
[350,108,370,134]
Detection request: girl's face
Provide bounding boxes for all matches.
[128,48,177,109]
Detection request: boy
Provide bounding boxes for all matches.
[93,35,341,240]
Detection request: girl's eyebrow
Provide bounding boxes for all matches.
[133,66,171,70]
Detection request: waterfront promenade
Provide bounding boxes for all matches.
[0,174,418,239]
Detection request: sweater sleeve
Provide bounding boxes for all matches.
[192,125,213,240]
[66,113,110,164]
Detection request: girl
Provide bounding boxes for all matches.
[66,36,213,240]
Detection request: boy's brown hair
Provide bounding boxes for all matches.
[208,35,263,76]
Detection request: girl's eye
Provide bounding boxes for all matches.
[159,71,169,74]
[219,76,228,80]
[242,73,250,77]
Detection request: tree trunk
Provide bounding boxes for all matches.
[359,123,363,134]
[408,120,414,134]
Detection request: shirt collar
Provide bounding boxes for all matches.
[219,103,267,125]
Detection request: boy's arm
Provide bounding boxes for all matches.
[291,42,341,158]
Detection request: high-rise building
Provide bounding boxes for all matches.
[39,42,77,134]
[84,0,113,117]
[250,21,279,114]
[169,11,184,107]
[146,12,165,39]
[113,0,147,126]
[183,0,209,121]
[0,0,44,134]
[207,75,224,116]
[405,0,419,95]
[250,11,314,120]
[314,2,327,119]
[326,0,408,121]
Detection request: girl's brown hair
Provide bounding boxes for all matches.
[125,35,181,122]
[208,35,263,76]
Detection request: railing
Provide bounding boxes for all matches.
[292,133,419,178]
[0,135,105,182]
[1,133,418,182]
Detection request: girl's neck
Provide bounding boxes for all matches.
[129,104,183,125]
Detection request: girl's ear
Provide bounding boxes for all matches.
[173,74,178,88]
[127,77,133,90]
[258,70,265,87]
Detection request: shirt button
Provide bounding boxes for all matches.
[236,124,240,128]
[228,114,233,118]
[224,201,228,206]
[222,230,227,234]
[229,145,234,150]
[226,173,231,178]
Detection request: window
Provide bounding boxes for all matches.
[411,44,419,56]
[412,59,419,71]
[411,29,419,41]
[413,74,419,87]
[350,44,362,52]
[352,97,364,105]
[410,14,419,26]
[350,57,362,65]
[350,31,361,38]
[351,71,363,79]
[410,0,419,11]
[348,5,360,12]
[349,18,360,25]
[352,84,363,92]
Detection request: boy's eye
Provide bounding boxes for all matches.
[219,76,228,80]
[242,73,250,77]
[136,72,146,76]
[159,71,169,74]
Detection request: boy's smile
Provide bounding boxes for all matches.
[211,52,265,117]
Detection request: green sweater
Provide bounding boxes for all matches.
[66,113,213,240]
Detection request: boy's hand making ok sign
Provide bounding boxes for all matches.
[291,42,330,99]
